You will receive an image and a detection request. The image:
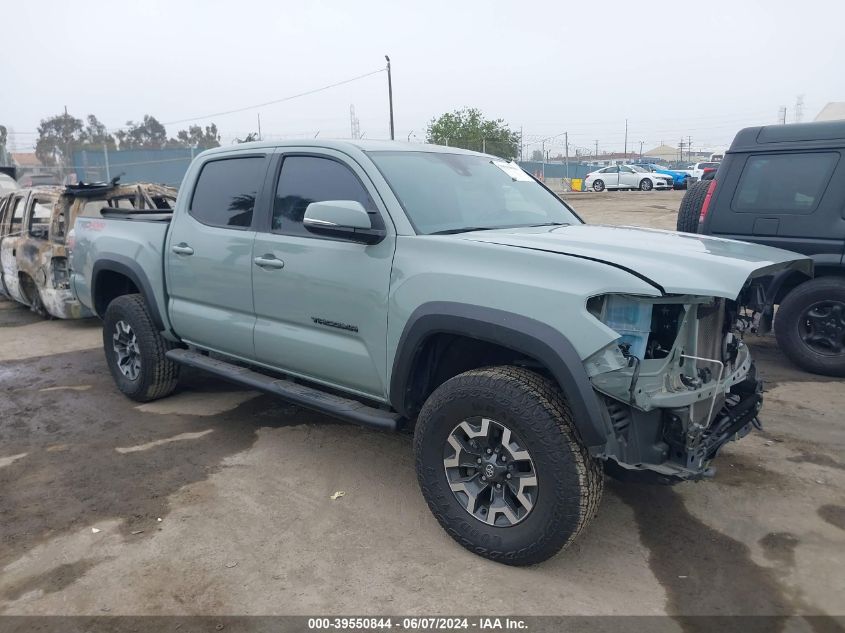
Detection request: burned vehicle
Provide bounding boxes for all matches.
[0,181,176,318]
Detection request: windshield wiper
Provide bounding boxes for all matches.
[527,222,570,227]
[428,226,502,235]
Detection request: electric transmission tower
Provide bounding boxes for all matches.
[795,95,804,123]
[350,105,361,139]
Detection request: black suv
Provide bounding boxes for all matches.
[677,120,845,376]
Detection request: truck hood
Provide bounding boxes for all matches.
[459,224,812,298]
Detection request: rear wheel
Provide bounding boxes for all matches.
[592,179,605,192]
[414,366,603,566]
[103,294,180,401]
[639,178,653,191]
[775,278,845,376]
[676,180,710,233]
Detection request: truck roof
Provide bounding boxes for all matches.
[197,139,491,159]
[729,120,845,152]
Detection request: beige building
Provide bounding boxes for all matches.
[814,102,845,122]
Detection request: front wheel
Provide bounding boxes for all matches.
[103,294,180,401]
[413,366,603,566]
[639,178,653,191]
[775,278,845,376]
[592,179,605,192]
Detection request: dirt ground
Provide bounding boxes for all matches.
[0,190,843,629]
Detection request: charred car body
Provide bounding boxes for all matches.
[0,181,176,318]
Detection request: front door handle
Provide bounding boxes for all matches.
[172,243,194,256]
[253,254,284,270]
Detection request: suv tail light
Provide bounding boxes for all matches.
[699,180,717,224]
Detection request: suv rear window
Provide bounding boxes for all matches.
[732,152,839,214]
[190,157,265,229]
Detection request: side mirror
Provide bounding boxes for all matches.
[303,200,385,244]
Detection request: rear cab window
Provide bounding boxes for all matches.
[732,152,839,214]
[189,157,266,229]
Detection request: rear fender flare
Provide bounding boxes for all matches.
[91,256,165,331]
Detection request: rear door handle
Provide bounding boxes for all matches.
[253,255,284,270]
[172,243,194,256]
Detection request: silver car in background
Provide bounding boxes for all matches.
[584,164,673,191]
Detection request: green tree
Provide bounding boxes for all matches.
[114,115,169,150]
[80,115,116,150]
[426,107,520,159]
[174,123,221,149]
[35,112,85,165]
[530,149,543,161]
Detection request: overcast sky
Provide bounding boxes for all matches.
[2,0,842,156]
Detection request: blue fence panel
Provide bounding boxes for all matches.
[72,148,207,187]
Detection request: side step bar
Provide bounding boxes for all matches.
[166,349,403,432]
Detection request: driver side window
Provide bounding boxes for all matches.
[272,155,382,237]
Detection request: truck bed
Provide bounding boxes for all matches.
[70,214,172,328]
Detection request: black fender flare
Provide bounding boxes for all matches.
[91,255,165,331]
[389,302,609,450]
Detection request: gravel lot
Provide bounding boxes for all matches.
[0,191,843,629]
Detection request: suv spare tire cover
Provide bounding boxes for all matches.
[676,180,711,233]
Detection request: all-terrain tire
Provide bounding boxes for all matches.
[414,366,603,566]
[102,294,180,402]
[774,278,845,377]
[676,180,710,233]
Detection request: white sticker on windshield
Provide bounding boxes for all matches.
[492,160,533,182]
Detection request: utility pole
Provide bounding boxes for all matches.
[257,113,262,141]
[541,139,546,181]
[595,139,599,160]
[385,55,395,140]
[639,140,643,159]
[519,126,523,161]
[778,106,787,124]
[688,136,692,163]
[623,119,628,158]
[564,131,570,186]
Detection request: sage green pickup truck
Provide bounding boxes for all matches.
[70,140,811,565]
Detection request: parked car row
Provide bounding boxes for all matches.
[583,164,675,191]
[0,180,176,318]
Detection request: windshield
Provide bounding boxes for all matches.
[700,162,719,169]
[368,151,580,234]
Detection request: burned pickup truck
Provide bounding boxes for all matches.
[0,181,176,318]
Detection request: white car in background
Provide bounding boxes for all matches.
[584,164,673,192]
[686,161,721,179]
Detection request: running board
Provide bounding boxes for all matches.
[166,349,402,432]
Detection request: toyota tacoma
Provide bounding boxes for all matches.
[70,140,810,565]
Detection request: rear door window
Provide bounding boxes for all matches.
[190,157,266,229]
[732,152,839,214]
[28,196,53,239]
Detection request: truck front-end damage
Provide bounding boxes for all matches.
[584,293,763,483]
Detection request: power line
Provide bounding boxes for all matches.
[161,67,386,126]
